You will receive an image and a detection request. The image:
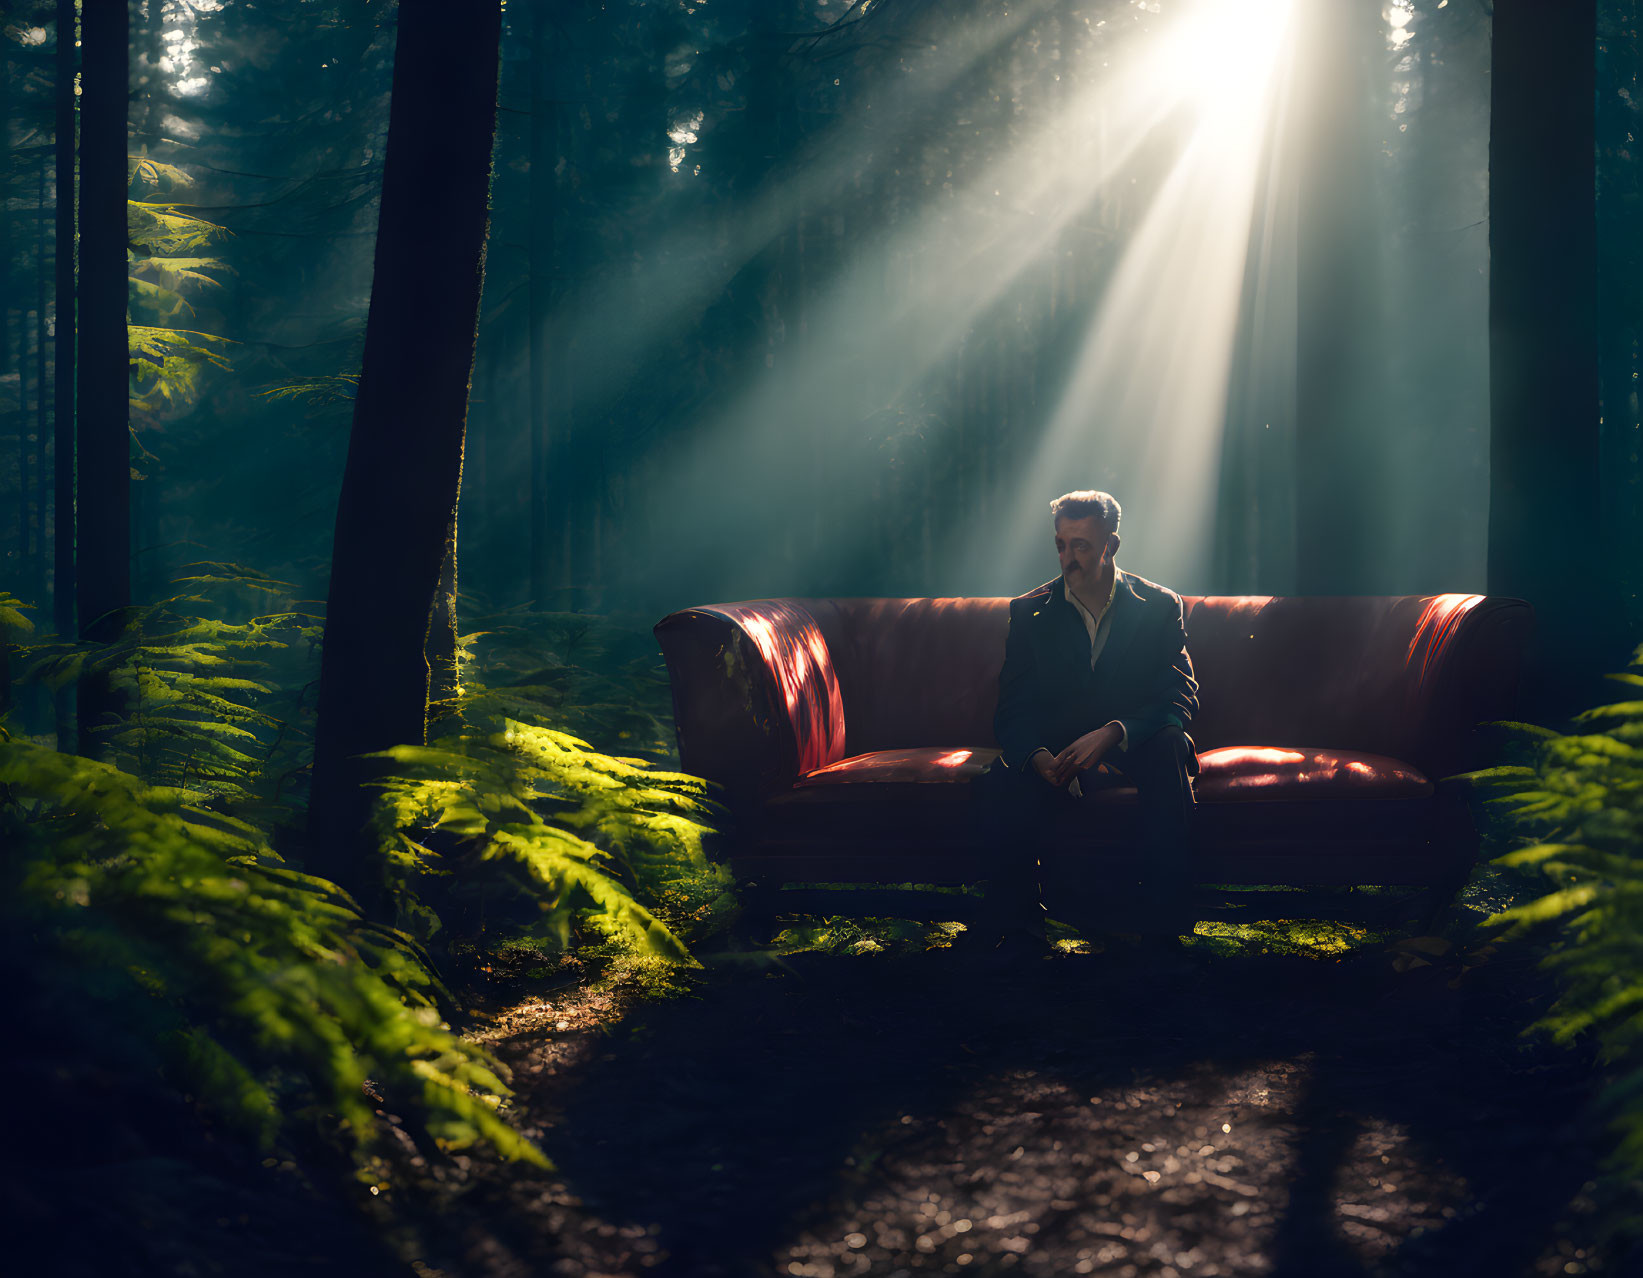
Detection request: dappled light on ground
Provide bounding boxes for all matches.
[423,936,1606,1278]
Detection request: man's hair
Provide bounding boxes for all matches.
[1050,490,1121,540]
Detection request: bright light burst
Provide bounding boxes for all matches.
[1162,0,1294,105]
[980,0,1298,594]
[585,0,1302,603]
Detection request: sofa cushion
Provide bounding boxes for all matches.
[1054,746,1432,804]
[1190,746,1433,802]
[779,747,999,802]
[771,743,1432,807]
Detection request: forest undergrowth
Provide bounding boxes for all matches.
[3,577,1643,1273]
[0,570,735,1273]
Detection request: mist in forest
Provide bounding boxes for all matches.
[0,0,1625,628]
[462,0,1496,617]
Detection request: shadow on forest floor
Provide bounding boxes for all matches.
[429,939,1625,1278]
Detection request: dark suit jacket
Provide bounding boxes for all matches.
[992,568,1199,770]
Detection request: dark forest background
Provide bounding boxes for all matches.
[2,0,1637,637]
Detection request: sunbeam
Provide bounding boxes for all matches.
[986,0,1297,594]
[636,0,1299,609]
[550,0,1059,414]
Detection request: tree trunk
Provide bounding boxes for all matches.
[18,270,32,584]
[75,0,130,756]
[426,520,460,730]
[307,0,502,904]
[1,28,10,593]
[1489,0,1616,719]
[528,0,556,609]
[55,0,77,648]
[36,158,50,600]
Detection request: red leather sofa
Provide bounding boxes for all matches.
[654,593,1533,921]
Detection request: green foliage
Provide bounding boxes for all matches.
[25,565,320,817]
[368,716,726,961]
[128,200,232,256]
[0,591,35,639]
[0,740,546,1174]
[257,372,361,408]
[382,606,736,952]
[1460,646,1643,1171]
[128,155,197,193]
[128,326,237,417]
[127,157,235,415]
[8,574,727,1184]
[458,603,684,765]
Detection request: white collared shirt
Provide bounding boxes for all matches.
[1065,570,1121,668]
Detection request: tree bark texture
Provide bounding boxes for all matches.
[18,247,32,580]
[1488,0,1617,718]
[36,159,50,598]
[1,31,11,594]
[307,0,502,899]
[55,0,77,651]
[75,0,130,755]
[426,522,460,730]
[527,0,567,607]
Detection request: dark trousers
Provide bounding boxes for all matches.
[973,724,1199,936]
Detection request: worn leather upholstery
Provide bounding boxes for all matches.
[657,593,1530,788]
[771,743,1433,806]
[654,592,1533,885]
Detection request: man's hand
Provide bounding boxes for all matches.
[1031,749,1063,787]
[1049,723,1123,787]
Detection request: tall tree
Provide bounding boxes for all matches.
[1,29,11,601]
[34,157,49,597]
[75,0,130,755]
[527,0,558,608]
[1488,0,1617,719]
[307,0,503,903]
[54,0,76,661]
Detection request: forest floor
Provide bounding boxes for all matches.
[381,919,1635,1278]
[14,900,1638,1278]
[11,613,1635,1277]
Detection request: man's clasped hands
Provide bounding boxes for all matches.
[1030,720,1125,789]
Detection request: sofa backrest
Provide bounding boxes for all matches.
[655,592,1533,794]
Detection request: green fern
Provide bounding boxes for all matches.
[1462,643,1643,1174]
[125,155,234,414]
[457,602,684,765]
[3,565,743,1197]
[23,565,319,813]
[128,154,196,192]
[128,200,232,256]
[257,372,360,408]
[368,717,724,960]
[0,740,546,1174]
[129,326,236,403]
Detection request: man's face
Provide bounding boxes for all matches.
[1055,515,1110,595]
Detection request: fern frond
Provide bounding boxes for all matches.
[1,739,545,1170]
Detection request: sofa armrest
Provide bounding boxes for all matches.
[654,600,847,798]
[1411,595,1536,779]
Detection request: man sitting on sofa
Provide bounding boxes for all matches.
[973,489,1201,958]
